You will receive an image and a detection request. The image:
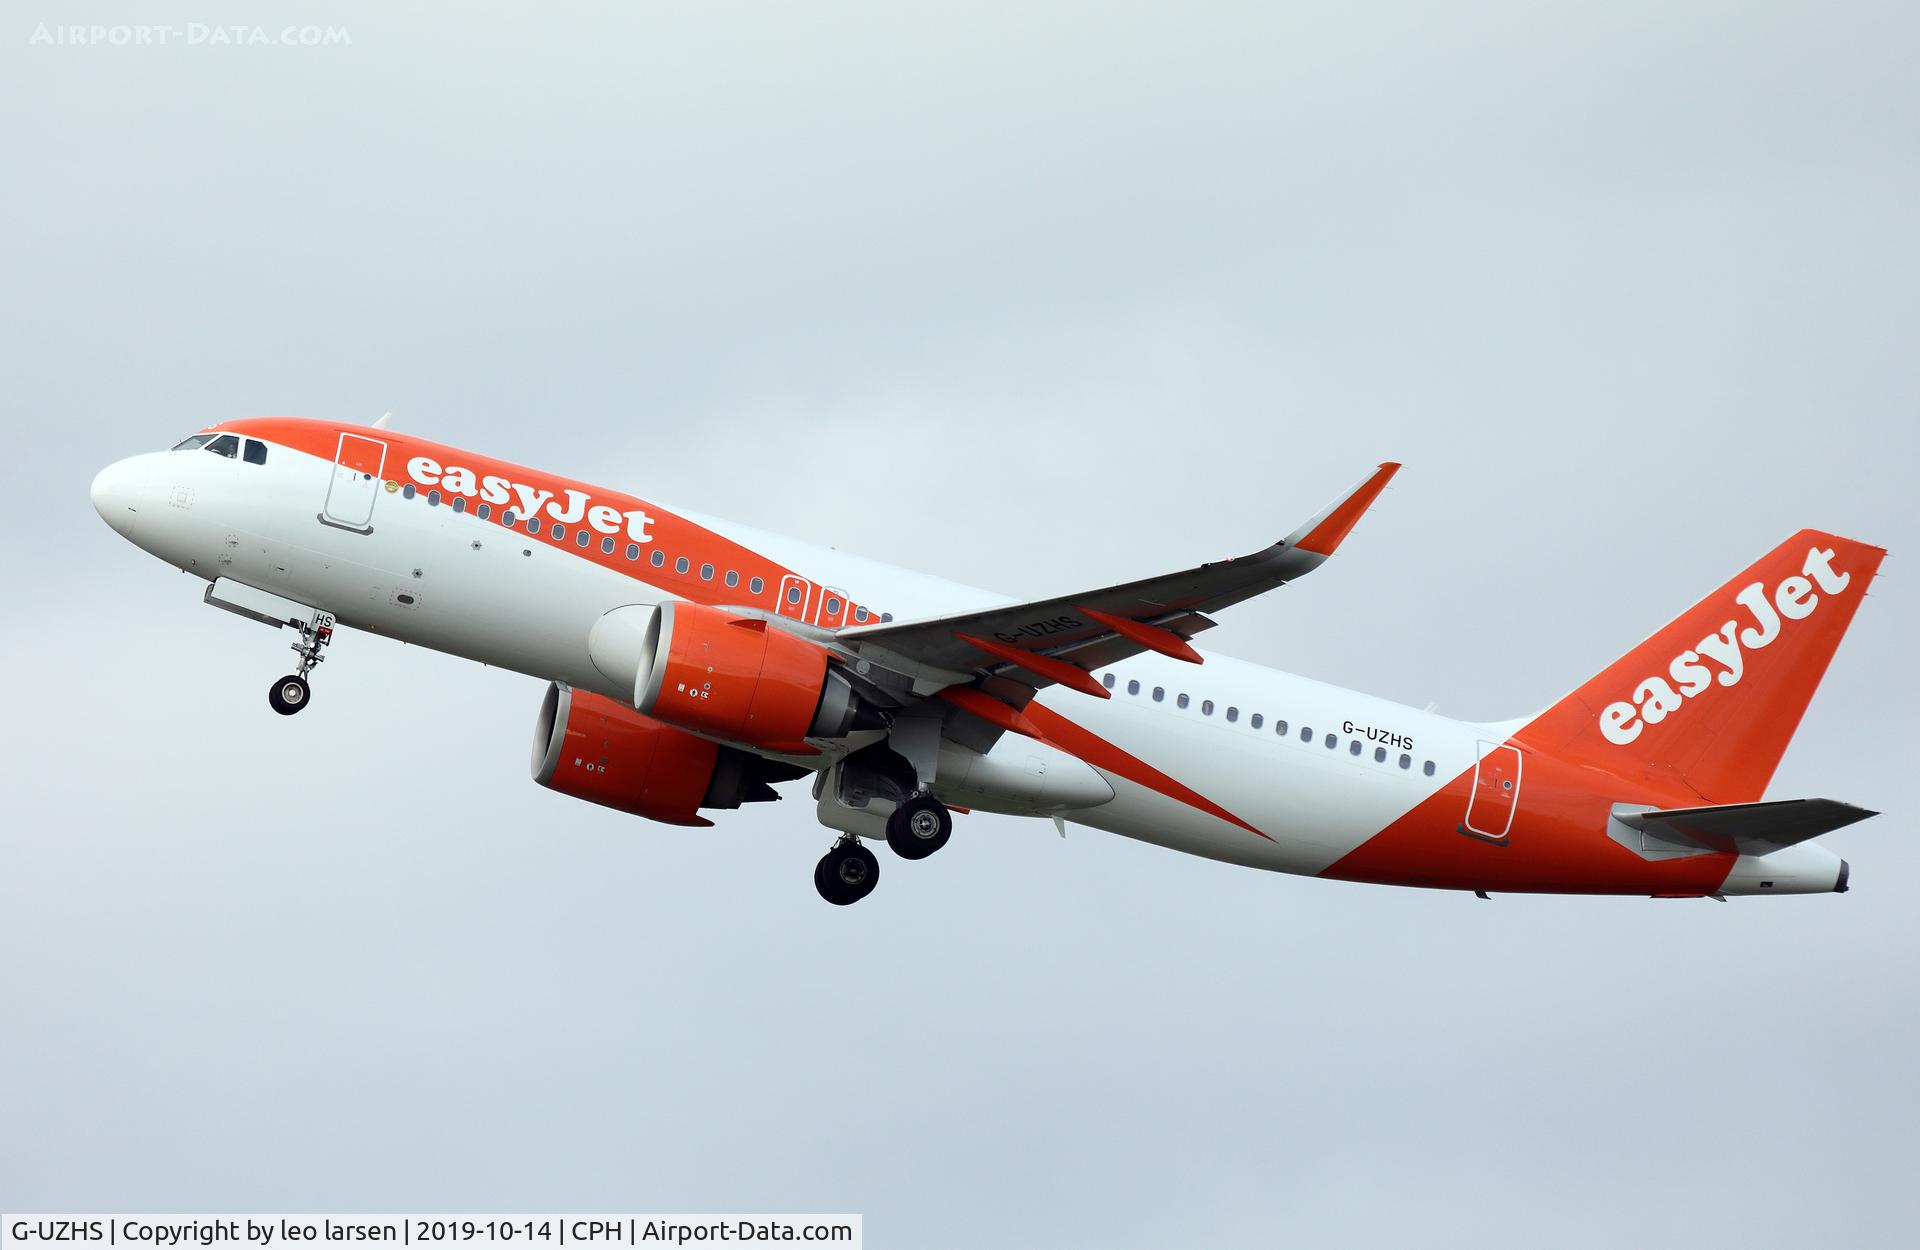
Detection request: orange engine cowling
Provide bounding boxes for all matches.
[632,601,850,752]
[531,683,804,826]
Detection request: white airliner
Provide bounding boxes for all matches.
[91,418,1882,904]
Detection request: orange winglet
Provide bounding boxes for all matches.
[1293,462,1401,556]
[953,633,1112,699]
[938,686,1048,740]
[1075,605,1203,664]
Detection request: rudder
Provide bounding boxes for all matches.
[1514,530,1885,804]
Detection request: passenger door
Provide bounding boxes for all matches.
[1463,741,1523,843]
[321,432,387,533]
[816,586,851,628]
[775,574,814,623]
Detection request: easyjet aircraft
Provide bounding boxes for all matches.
[91,418,1884,904]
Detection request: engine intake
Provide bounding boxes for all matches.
[587,602,878,752]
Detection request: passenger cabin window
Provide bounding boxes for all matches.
[726,571,740,588]
[243,439,267,465]
[651,550,666,568]
[1375,747,1387,763]
[1176,693,1190,709]
[676,557,691,574]
[1250,713,1263,729]
[477,504,491,521]
[824,595,840,612]
[1349,740,1362,756]
[1226,706,1238,723]
[1424,760,1437,776]
[786,586,802,604]
[853,605,867,621]
[1127,680,1141,696]
[552,526,566,543]
[527,517,541,534]
[171,434,213,451]
[402,484,417,500]
[205,434,240,458]
[427,489,441,506]
[1399,754,1412,769]
[1152,687,1165,702]
[702,563,715,581]
[749,577,765,594]
[1102,673,1116,690]
[1277,720,1290,736]
[500,509,516,525]
[452,497,467,514]
[625,543,640,560]
[1325,733,1337,749]
[577,531,591,548]
[600,536,614,553]
[1202,700,1215,716]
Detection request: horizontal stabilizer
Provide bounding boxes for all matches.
[1614,798,1876,857]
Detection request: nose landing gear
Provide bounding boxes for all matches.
[268,610,335,716]
[268,675,311,715]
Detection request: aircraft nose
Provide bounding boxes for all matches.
[90,458,143,538]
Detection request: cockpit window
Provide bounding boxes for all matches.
[205,434,240,459]
[171,434,213,452]
[243,439,267,465]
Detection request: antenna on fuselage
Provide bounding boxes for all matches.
[371,411,393,430]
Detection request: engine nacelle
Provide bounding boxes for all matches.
[532,683,801,826]
[587,602,873,752]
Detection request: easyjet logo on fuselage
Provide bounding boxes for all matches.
[406,455,655,543]
[1600,545,1850,746]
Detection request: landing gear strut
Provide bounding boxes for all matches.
[886,794,952,861]
[815,836,880,906]
[269,610,335,716]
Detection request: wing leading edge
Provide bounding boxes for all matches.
[835,462,1401,699]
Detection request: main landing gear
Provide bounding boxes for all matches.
[269,610,336,716]
[813,793,954,905]
[815,837,880,906]
[886,793,952,861]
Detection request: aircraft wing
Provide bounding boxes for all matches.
[834,462,1399,700]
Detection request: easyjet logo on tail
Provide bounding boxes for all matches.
[1599,546,1850,746]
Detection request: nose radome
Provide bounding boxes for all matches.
[91,458,142,538]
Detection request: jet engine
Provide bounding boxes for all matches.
[532,682,806,826]
[586,602,882,753]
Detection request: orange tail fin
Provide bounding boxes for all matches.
[1515,530,1885,803]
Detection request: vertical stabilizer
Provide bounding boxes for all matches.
[1515,530,1885,803]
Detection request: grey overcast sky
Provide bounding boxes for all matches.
[3,2,1917,1245]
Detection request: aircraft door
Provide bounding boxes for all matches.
[1463,741,1522,843]
[322,433,387,533]
[775,574,814,622]
[816,586,850,628]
